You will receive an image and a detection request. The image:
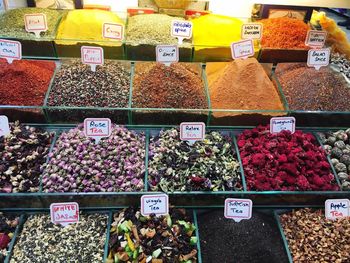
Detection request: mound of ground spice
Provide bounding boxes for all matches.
[0,59,55,106]
[132,63,207,109]
[260,17,309,49]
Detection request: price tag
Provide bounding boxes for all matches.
[0,115,10,137]
[24,13,48,38]
[307,48,330,70]
[0,39,22,64]
[50,202,79,227]
[171,20,193,45]
[102,23,124,40]
[270,117,296,134]
[305,30,327,48]
[180,122,205,145]
[81,46,104,72]
[325,199,350,220]
[141,194,169,216]
[241,23,263,40]
[224,198,253,222]
[84,118,111,144]
[231,39,254,60]
[156,45,179,66]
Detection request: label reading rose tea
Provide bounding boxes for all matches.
[141,194,169,216]
[0,115,10,137]
[81,46,104,72]
[0,39,22,64]
[156,45,179,66]
[50,202,79,227]
[24,13,48,38]
[180,122,205,145]
[171,20,193,45]
[270,117,296,134]
[307,48,330,70]
[305,30,327,48]
[84,118,111,144]
[231,39,254,60]
[102,23,124,40]
[224,198,253,222]
[325,199,350,220]
[241,23,263,40]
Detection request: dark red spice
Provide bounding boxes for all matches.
[0,59,55,106]
[237,125,339,191]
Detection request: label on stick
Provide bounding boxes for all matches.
[241,23,263,40]
[141,194,169,216]
[0,39,22,64]
[102,23,124,40]
[307,48,330,70]
[50,202,79,227]
[24,13,48,38]
[325,199,350,220]
[84,118,111,144]
[0,115,10,137]
[180,122,205,145]
[305,30,327,48]
[231,39,254,59]
[270,117,296,134]
[171,20,193,45]
[156,45,179,66]
[81,46,104,72]
[224,198,253,222]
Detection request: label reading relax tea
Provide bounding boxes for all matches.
[225,198,253,222]
[270,117,296,134]
[325,199,350,220]
[141,194,169,216]
[81,46,104,72]
[24,13,48,38]
[180,122,205,145]
[171,20,193,45]
[103,23,124,40]
[50,202,79,227]
[156,45,179,66]
[305,30,327,48]
[307,48,330,70]
[0,39,22,64]
[231,39,254,60]
[84,118,111,144]
[241,23,263,40]
[0,115,10,137]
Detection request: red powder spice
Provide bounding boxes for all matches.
[0,59,55,106]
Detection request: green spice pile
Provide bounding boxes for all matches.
[107,207,197,263]
[11,213,107,262]
[280,208,350,262]
[0,213,19,263]
[48,60,130,107]
[148,128,242,192]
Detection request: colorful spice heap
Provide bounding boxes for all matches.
[42,124,145,192]
[107,207,197,263]
[260,17,309,49]
[48,60,130,107]
[237,125,338,191]
[0,122,53,193]
[276,63,350,111]
[318,129,350,190]
[11,213,107,262]
[0,213,19,262]
[331,52,350,82]
[0,59,55,106]
[207,58,284,116]
[148,128,242,192]
[132,63,207,109]
[280,208,350,262]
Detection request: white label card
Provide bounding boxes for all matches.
[81,46,104,72]
[270,117,296,134]
[141,194,169,216]
[307,48,330,70]
[225,198,253,222]
[0,115,10,137]
[24,13,48,38]
[50,202,79,227]
[241,23,263,40]
[231,39,254,60]
[325,199,350,220]
[103,23,124,40]
[0,39,22,64]
[171,20,193,45]
[156,45,179,66]
[305,30,327,48]
[180,122,205,145]
[84,118,111,144]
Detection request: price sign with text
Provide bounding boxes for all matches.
[231,39,254,59]
[156,45,179,66]
[325,199,350,220]
[141,194,169,216]
[225,198,253,222]
[84,118,111,144]
[180,122,205,145]
[241,23,263,40]
[24,13,48,38]
[81,46,104,72]
[171,20,193,45]
[270,117,296,134]
[0,39,22,64]
[0,115,10,137]
[103,23,124,40]
[50,202,79,227]
[305,30,327,48]
[307,48,330,70]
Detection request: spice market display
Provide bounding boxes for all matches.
[0,0,350,262]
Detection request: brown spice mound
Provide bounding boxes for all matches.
[132,63,207,109]
[207,58,284,113]
[276,63,350,111]
[260,17,309,49]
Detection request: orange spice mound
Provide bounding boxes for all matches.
[260,17,310,49]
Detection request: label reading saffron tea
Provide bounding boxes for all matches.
[171,20,193,45]
[0,39,22,64]
[307,48,330,70]
[156,45,179,66]
[84,118,111,144]
[0,115,10,137]
[325,199,350,220]
[24,13,48,38]
[241,23,263,40]
[180,122,205,145]
[270,117,296,134]
[50,202,79,227]
[224,198,253,222]
[102,23,124,40]
[141,194,169,216]
[81,46,104,72]
[231,39,254,60]
[305,30,327,48]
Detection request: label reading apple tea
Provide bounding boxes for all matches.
[325,199,350,220]
[305,30,327,48]
[84,118,111,144]
[171,20,193,45]
[81,46,104,72]
[180,122,205,145]
[24,13,48,38]
[231,39,254,60]
[0,115,10,137]
[156,45,179,66]
[103,23,124,40]
[50,202,79,227]
[224,198,253,222]
[241,23,263,40]
[141,194,169,216]
[270,117,296,134]
[307,48,330,70]
[0,39,22,64]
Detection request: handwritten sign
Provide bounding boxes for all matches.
[180,122,205,145]
[0,39,22,64]
[50,202,79,227]
[81,46,104,72]
[307,48,330,70]
[103,23,124,40]
[225,198,253,222]
[305,30,327,48]
[270,117,296,134]
[231,39,254,60]
[241,23,263,40]
[24,13,48,38]
[0,116,10,137]
[156,45,179,66]
[325,199,350,220]
[84,118,111,144]
[141,194,169,216]
[171,20,193,45]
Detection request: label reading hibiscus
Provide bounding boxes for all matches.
[305,30,327,48]
[307,48,330,70]
[84,118,111,144]
[81,46,104,72]
[102,23,124,40]
[50,202,79,227]
[0,115,10,137]
[141,194,169,216]
[0,39,22,64]
[156,45,179,66]
[241,23,263,40]
[180,122,205,145]
[171,20,193,45]
[225,198,253,222]
[270,117,296,134]
[24,13,48,38]
[325,199,350,220]
[231,39,254,59]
